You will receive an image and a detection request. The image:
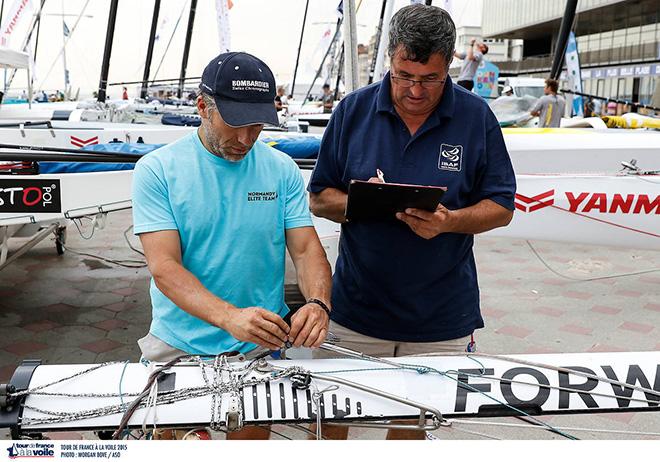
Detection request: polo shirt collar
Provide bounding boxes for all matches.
[376,71,456,121]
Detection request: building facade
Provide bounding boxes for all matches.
[482,0,660,105]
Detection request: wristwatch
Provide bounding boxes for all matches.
[307,298,331,317]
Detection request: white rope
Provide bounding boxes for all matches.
[141,363,159,434]
[450,419,660,437]
[442,426,502,440]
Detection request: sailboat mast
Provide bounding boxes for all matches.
[373,0,394,83]
[61,0,69,95]
[33,1,45,61]
[97,0,119,102]
[177,0,197,99]
[550,0,578,79]
[302,17,342,105]
[141,0,161,99]
[343,0,359,93]
[333,45,345,99]
[368,0,387,84]
[290,0,309,98]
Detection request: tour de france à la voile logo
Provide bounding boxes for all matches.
[7,442,55,459]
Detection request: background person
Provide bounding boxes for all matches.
[321,83,334,113]
[454,38,489,91]
[530,78,566,128]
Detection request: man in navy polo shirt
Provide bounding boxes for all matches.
[309,4,515,439]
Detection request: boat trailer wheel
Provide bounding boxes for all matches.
[55,226,67,255]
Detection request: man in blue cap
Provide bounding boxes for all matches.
[133,52,332,439]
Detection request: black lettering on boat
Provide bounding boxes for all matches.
[558,366,599,409]
[601,364,660,408]
[454,368,494,412]
[279,383,286,418]
[500,367,551,408]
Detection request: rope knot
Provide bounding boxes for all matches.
[415,366,432,375]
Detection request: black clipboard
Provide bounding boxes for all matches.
[345,180,446,222]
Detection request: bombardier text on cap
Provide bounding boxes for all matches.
[232,80,270,91]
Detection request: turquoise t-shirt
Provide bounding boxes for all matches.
[132,131,313,355]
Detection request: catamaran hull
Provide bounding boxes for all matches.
[0,122,195,148]
[2,351,658,435]
[502,128,660,174]
[1,125,658,173]
[488,173,660,250]
[295,170,660,251]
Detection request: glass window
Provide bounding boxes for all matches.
[639,76,651,105]
[640,24,655,44]
[616,78,625,99]
[624,77,634,101]
[612,30,626,48]
[626,28,641,48]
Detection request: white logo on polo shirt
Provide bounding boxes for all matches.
[438,144,463,172]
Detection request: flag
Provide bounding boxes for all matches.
[215,0,232,54]
[565,31,584,117]
[63,21,70,37]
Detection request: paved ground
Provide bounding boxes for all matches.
[0,209,658,440]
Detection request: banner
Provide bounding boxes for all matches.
[473,60,499,99]
[565,31,584,117]
[0,0,34,48]
[215,0,232,54]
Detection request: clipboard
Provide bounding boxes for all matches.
[345,180,446,222]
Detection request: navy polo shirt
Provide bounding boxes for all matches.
[308,74,516,342]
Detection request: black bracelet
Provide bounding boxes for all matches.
[307,298,331,317]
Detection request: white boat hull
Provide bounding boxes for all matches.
[502,128,660,174]
[8,351,660,433]
[488,173,660,250]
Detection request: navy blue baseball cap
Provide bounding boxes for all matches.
[200,52,278,127]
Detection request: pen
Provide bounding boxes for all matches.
[376,168,386,183]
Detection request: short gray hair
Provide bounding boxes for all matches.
[388,4,456,64]
[199,91,217,110]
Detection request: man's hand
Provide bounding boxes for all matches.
[288,303,329,348]
[396,204,453,240]
[224,307,290,350]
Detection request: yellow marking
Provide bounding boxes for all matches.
[544,103,553,128]
[501,128,589,135]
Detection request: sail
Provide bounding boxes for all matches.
[0,0,35,48]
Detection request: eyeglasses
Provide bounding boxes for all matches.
[390,75,446,88]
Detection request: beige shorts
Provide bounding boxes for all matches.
[138,332,269,363]
[313,320,473,359]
